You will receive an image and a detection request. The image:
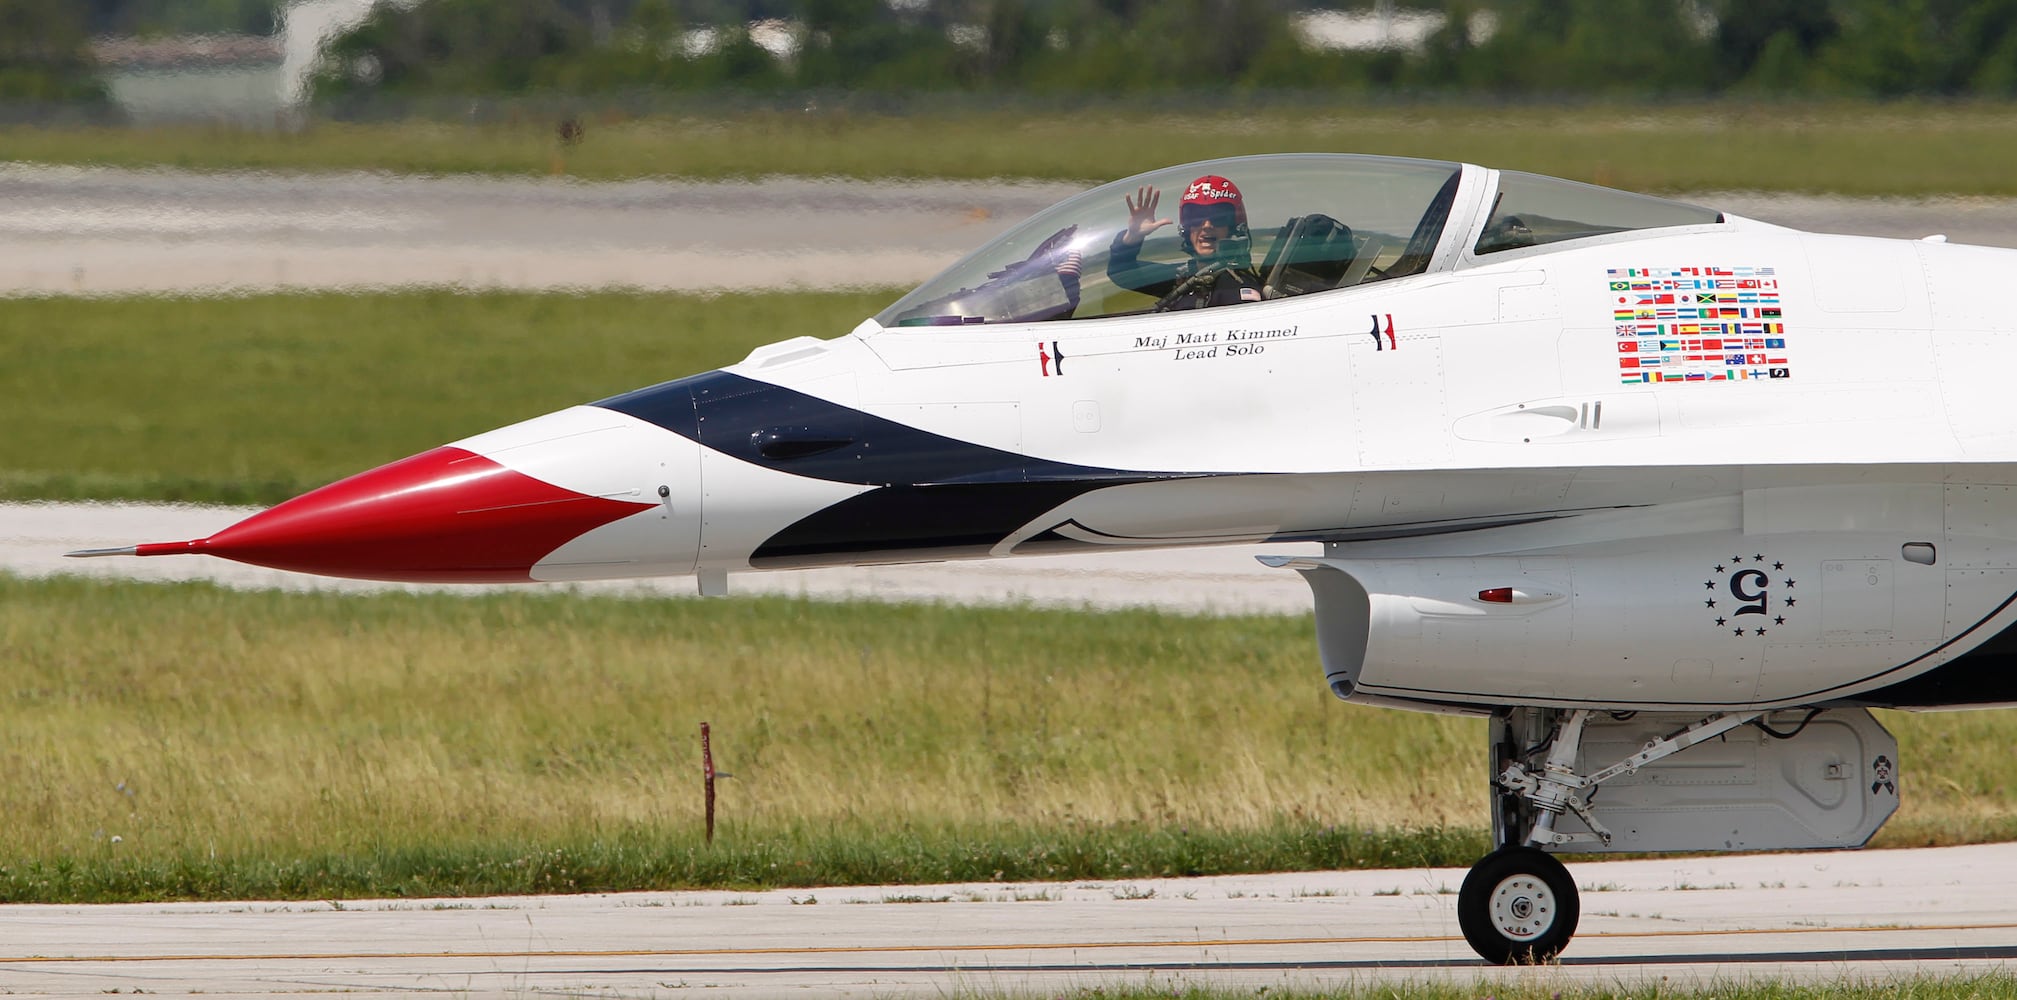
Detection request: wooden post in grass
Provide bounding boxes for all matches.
[702,722,716,845]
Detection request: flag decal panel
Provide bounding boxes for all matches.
[1609,266,1788,384]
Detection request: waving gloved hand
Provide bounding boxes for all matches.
[1120,185,1172,247]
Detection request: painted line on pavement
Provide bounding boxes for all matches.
[5,920,2014,965]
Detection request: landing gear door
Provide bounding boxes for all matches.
[1544,709,1899,854]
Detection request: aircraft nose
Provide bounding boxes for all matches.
[130,445,659,582]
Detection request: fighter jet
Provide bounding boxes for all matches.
[72,153,2017,963]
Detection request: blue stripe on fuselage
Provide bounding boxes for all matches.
[597,370,1146,487]
[594,371,1174,566]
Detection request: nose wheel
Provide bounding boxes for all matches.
[1463,706,1762,963]
[1457,846,1579,964]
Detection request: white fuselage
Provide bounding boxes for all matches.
[428,214,2017,715]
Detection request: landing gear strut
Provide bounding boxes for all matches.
[1457,707,1760,964]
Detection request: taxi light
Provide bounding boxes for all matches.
[1477,587,1514,603]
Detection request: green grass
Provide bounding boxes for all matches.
[0,826,1485,904]
[11,101,2017,194]
[2,573,2014,903]
[0,289,891,504]
[0,573,1479,901]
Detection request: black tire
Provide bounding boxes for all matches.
[1457,845,1579,964]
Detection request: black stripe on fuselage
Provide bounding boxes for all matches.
[595,371,1180,566]
[1826,599,2017,709]
[598,370,1155,487]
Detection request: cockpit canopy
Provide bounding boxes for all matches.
[878,154,1461,328]
[1474,169,1722,255]
[874,154,1722,329]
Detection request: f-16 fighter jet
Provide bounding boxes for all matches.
[75,154,2017,963]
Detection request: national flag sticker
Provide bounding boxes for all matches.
[1606,265,1789,385]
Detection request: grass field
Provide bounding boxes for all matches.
[11,101,2017,195]
[3,573,2014,903]
[0,290,888,504]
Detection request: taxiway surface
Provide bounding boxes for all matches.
[2,844,2014,997]
[0,163,1081,295]
[5,163,2017,295]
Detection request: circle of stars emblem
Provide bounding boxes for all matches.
[1704,553,1795,637]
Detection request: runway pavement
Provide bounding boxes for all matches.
[2,843,2015,996]
[5,163,2017,296]
[0,163,1080,295]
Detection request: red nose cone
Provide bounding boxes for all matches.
[136,447,653,582]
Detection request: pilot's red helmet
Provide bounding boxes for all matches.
[1179,174,1247,230]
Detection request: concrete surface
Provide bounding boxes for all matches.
[0,163,1080,295]
[0,844,2013,996]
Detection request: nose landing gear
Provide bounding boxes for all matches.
[1459,707,1762,964]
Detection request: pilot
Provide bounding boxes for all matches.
[1107,174,1264,311]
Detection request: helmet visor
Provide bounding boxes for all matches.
[1181,203,1239,231]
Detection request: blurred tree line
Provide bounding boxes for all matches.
[81,0,283,35]
[0,0,280,103]
[306,0,2017,99]
[6,0,2017,104]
